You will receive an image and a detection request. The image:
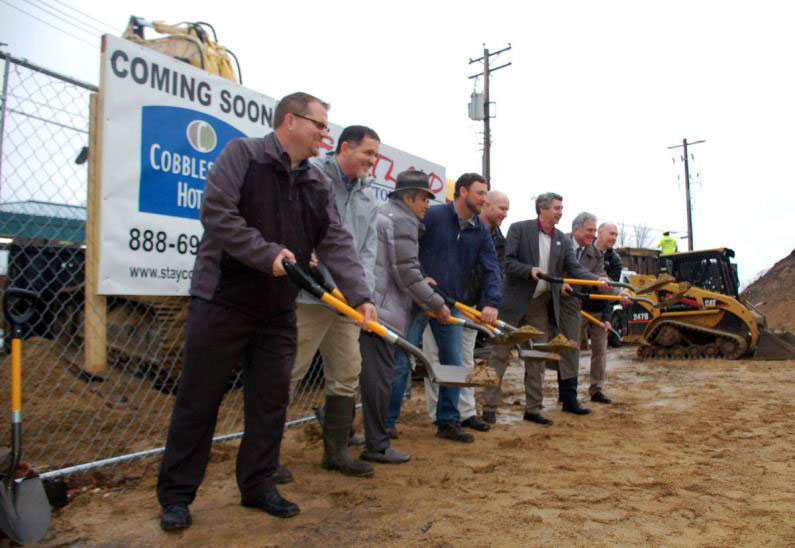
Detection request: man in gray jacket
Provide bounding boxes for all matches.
[286,125,380,479]
[359,170,451,463]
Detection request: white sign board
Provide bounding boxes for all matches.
[97,34,445,296]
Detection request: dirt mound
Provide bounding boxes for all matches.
[741,249,795,331]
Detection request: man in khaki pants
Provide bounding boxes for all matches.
[282,125,380,481]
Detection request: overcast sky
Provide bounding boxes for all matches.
[1,0,793,285]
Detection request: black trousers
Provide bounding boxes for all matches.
[157,297,296,506]
[359,331,394,453]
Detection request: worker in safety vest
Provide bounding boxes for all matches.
[657,231,678,254]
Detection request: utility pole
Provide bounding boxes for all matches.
[668,137,705,251]
[469,44,511,186]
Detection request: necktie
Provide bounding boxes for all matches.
[576,247,583,261]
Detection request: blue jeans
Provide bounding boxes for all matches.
[427,314,463,425]
[386,311,464,427]
[386,313,426,428]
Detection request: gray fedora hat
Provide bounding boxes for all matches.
[388,169,435,199]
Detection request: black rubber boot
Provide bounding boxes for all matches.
[321,396,374,477]
[316,404,364,447]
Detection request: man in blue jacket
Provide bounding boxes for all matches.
[415,172,502,442]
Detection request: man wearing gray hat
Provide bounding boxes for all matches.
[358,170,451,463]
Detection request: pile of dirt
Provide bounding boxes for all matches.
[741,249,795,331]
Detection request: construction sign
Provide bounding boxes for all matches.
[96,34,445,295]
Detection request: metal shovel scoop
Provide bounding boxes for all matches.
[429,286,542,346]
[285,261,490,387]
[0,288,51,544]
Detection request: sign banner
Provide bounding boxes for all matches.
[97,34,445,295]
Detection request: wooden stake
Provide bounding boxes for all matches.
[84,92,107,375]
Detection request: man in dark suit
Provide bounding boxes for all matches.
[482,192,607,425]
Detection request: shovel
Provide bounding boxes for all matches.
[0,288,50,545]
[283,261,488,387]
[429,286,541,345]
[309,267,497,342]
[580,309,623,343]
[538,272,636,291]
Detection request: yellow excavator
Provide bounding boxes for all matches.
[122,16,242,83]
[624,248,795,360]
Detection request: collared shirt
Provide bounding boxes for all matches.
[537,217,555,236]
[334,158,357,192]
[272,133,310,179]
[458,211,477,231]
[533,230,552,298]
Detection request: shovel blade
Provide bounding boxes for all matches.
[427,363,493,387]
[0,477,51,544]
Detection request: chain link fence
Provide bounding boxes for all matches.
[0,51,331,477]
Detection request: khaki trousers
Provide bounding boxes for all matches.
[289,303,362,399]
[586,316,608,395]
[484,291,553,414]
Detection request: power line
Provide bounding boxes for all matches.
[0,0,98,48]
[23,0,107,38]
[48,0,118,33]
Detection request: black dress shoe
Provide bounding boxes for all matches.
[272,464,293,484]
[482,409,497,424]
[160,503,191,531]
[562,401,592,415]
[436,423,474,443]
[590,391,612,404]
[462,416,491,432]
[242,489,300,518]
[523,412,553,425]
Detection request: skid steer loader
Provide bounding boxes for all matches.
[626,248,795,360]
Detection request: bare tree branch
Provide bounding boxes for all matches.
[617,222,628,248]
[633,223,652,248]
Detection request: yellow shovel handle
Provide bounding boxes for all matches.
[584,294,620,301]
[564,278,605,287]
[580,310,604,327]
[460,308,497,333]
[11,338,21,413]
[330,287,347,304]
[319,293,387,338]
[454,301,481,318]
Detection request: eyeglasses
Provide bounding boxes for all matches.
[291,112,329,132]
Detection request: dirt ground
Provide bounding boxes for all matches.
[11,346,793,547]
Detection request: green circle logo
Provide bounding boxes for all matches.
[186,120,218,153]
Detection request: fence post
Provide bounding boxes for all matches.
[0,54,10,196]
[84,92,107,374]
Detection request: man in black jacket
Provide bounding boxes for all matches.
[591,222,625,401]
[597,222,622,282]
[157,92,376,531]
